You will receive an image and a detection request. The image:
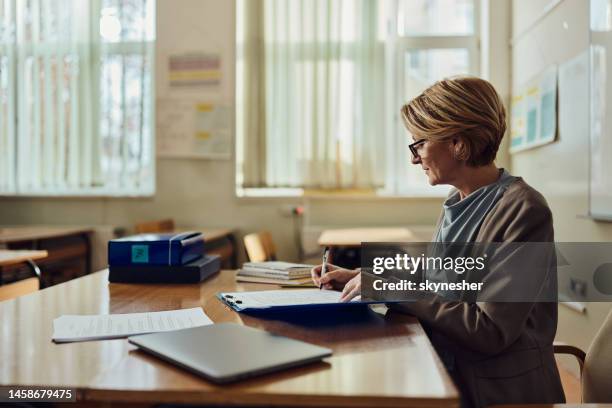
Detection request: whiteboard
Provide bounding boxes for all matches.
[590,38,612,220]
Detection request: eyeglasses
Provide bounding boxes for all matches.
[409,139,426,158]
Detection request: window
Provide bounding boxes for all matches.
[0,0,155,196]
[236,0,478,196]
[384,0,479,196]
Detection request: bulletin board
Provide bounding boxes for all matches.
[510,66,558,153]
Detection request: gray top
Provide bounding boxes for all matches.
[433,169,518,243]
[428,169,518,373]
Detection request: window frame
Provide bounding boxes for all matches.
[381,0,480,198]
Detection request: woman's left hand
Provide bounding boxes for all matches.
[340,273,361,302]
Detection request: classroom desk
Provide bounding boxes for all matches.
[0,226,92,287]
[494,405,612,408]
[0,270,459,407]
[0,249,48,267]
[0,250,48,301]
[0,226,92,243]
[318,227,418,247]
[317,227,435,269]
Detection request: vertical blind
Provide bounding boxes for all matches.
[0,0,155,196]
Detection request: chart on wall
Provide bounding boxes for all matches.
[157,98,232,159]
[510,66,558,153]
[167,52,222,89]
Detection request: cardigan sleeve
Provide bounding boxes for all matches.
[389,184,555,356]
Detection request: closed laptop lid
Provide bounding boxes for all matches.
[128,323,332,383]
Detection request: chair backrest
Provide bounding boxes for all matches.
[135,219,175,234]
[582,308,612,402]
[243,231,277,263]
[0,277,39,302]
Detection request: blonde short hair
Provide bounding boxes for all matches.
[400,76,506,167]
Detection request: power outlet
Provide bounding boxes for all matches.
[278,205,303,217]
[569,277,587,298]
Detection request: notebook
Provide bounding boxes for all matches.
[128,323,332,384]
[235,274,316,286]
[217,289,388,313]
[239,261,313,279]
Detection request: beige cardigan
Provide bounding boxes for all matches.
[392,178,565,408]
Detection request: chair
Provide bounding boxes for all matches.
[0,260,41,302]
[243,231,277,262]
[135,219,175,234]
[554,309,612,403]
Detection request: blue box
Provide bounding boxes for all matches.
[108,232,204,266]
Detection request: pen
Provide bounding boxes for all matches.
[319,246,330,289]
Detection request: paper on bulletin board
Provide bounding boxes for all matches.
[510,66,558,153]
[157,98,232,159]
[525,85,540,145]
[538,66,557,145]
[168,52,222,88]
[510,93,526,151]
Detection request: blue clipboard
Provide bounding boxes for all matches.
[216,289,390,314]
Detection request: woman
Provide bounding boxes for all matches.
[311,77,565,408]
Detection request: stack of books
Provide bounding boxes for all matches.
[237,261,315,286]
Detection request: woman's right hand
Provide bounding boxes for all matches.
[311,263,359,290]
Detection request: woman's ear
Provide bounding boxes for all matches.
[452,137,469,162]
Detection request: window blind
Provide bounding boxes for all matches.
[0,0,155,196]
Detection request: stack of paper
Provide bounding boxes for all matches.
[52,307,213,343]
[236,261,315,286]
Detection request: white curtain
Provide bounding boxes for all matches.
[0,0,154,196]
[238,0,385,189]
[0,0,16,193]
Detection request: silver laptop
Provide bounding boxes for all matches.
[128,323,332,384]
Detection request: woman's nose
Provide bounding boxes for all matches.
[411,155,421,165]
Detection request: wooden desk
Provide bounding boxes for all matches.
[0,250,48,302]
[0,249,48,266]
[317,227,435,269]
[318,227,418,247]
[494,405,612,408]
[0,226,92,243]
[0,226,92,287]
[0,270,459,407]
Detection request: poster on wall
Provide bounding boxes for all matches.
[157,98,232,159]
[510,65,558,153]
[168,52,222,88]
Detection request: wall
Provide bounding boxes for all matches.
[511,0,612,366]
[0,0,448,262]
